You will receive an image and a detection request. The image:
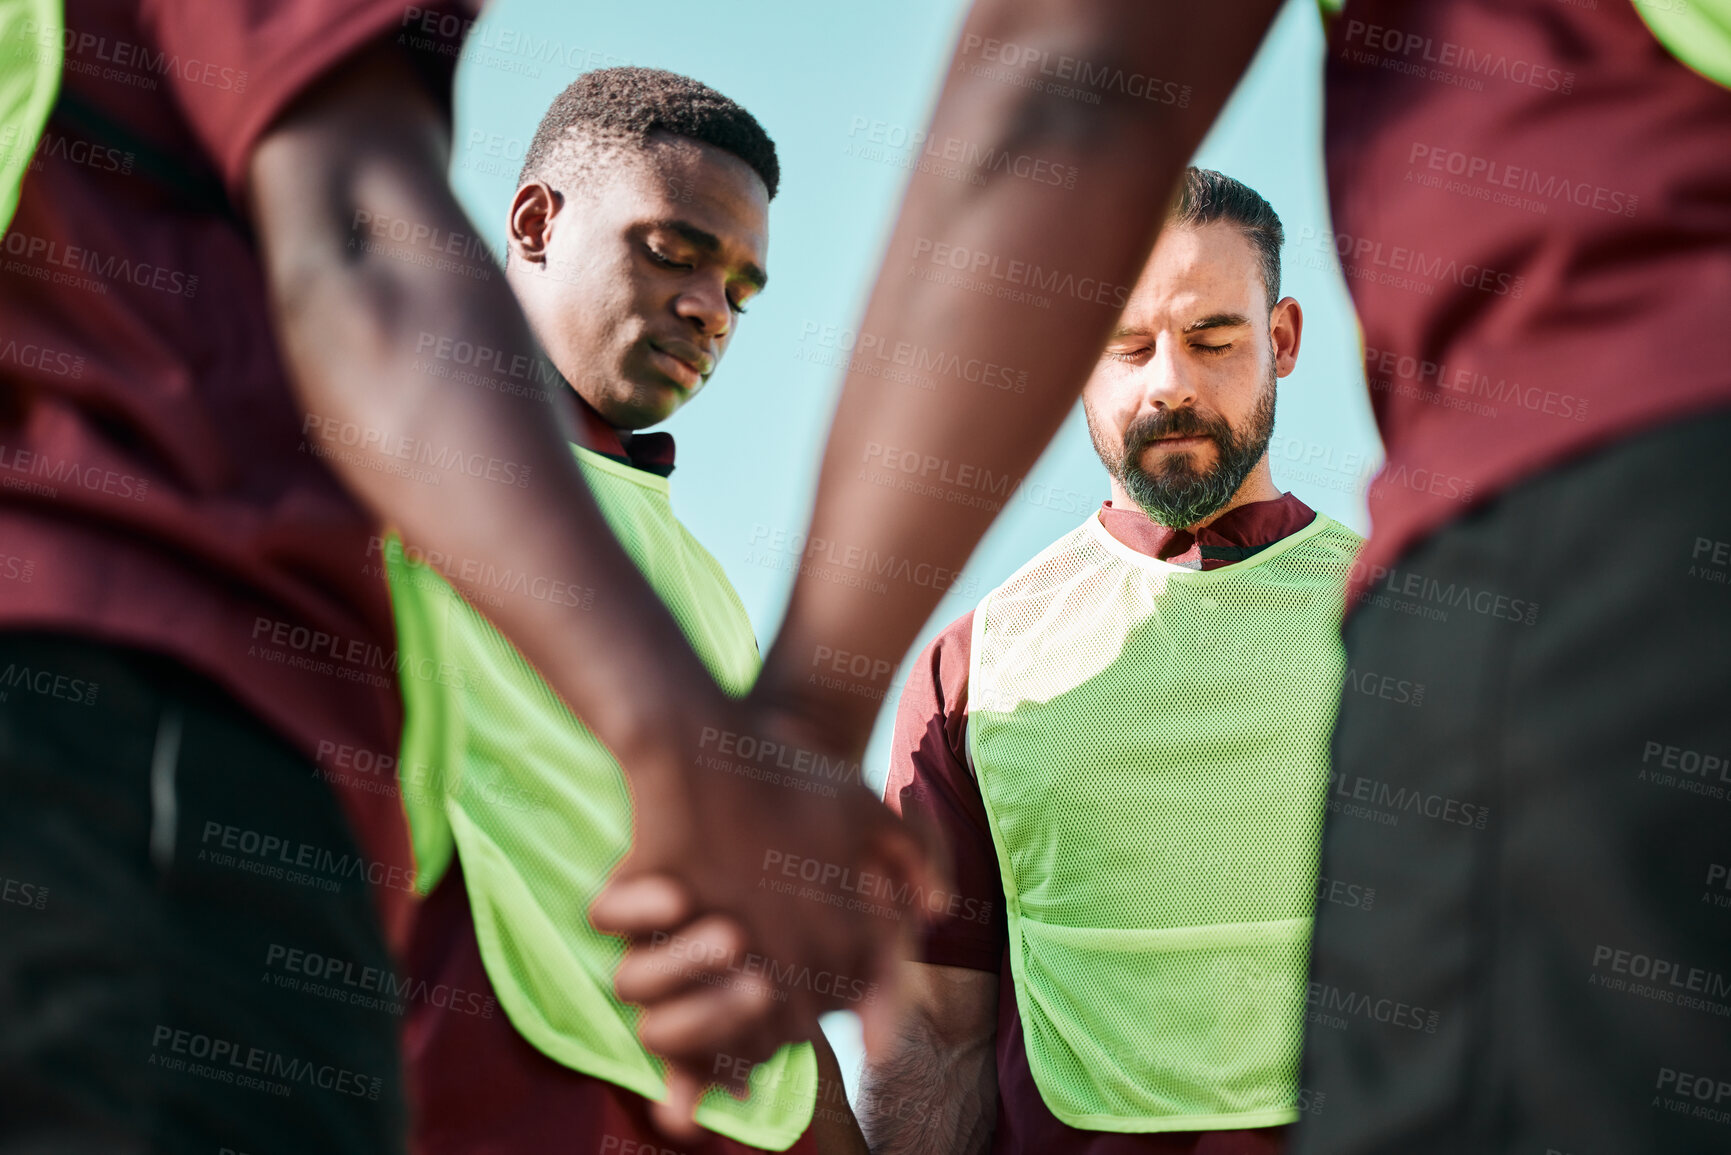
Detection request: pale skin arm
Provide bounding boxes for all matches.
[858,964,1000,1155]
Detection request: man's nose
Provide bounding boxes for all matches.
[1138,338,1195,410]
[675,276,731,337]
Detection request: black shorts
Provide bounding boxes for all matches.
[1295,412,1731,1155]
[0,633,406,1154]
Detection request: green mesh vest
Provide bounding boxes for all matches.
[967,512,1360,1132]
[387,445,816,1150]
[0,0,61,234]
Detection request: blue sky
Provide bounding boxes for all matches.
[449,0,1378,1095]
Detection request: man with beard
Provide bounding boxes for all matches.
[852,169,1359,1155]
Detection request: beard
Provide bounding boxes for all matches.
[1087,368,1277,530]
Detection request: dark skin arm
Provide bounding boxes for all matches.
[247,41,934,1123]
[751,0,1285,743]
[251,44,715,800]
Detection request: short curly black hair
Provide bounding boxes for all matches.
[518,67,779,200]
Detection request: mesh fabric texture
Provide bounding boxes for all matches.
[387,446,816,1150]
[968,512,1360,1132]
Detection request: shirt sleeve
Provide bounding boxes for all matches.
[139,0,481,200]
[883,610,1008,972]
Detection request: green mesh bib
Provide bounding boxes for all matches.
[1632,0,1731,90]
[967,512,1359,1132]
[0,0,61,234]
[387,446,816,1150]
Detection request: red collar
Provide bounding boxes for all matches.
[1096,493,1316,569]
[566,392,676,478]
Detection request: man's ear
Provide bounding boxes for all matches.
[508,180,561,266]
[1270,296,1304,378]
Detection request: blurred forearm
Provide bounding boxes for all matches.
[758,0,1281,744]
[249,43,725,798]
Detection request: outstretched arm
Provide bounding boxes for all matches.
[251,47,720,822]
[597,0,1281,1112]
[754,0,1284,747]
[247,39,932,1116]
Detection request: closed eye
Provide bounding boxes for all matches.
[1193,342,1232,355]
